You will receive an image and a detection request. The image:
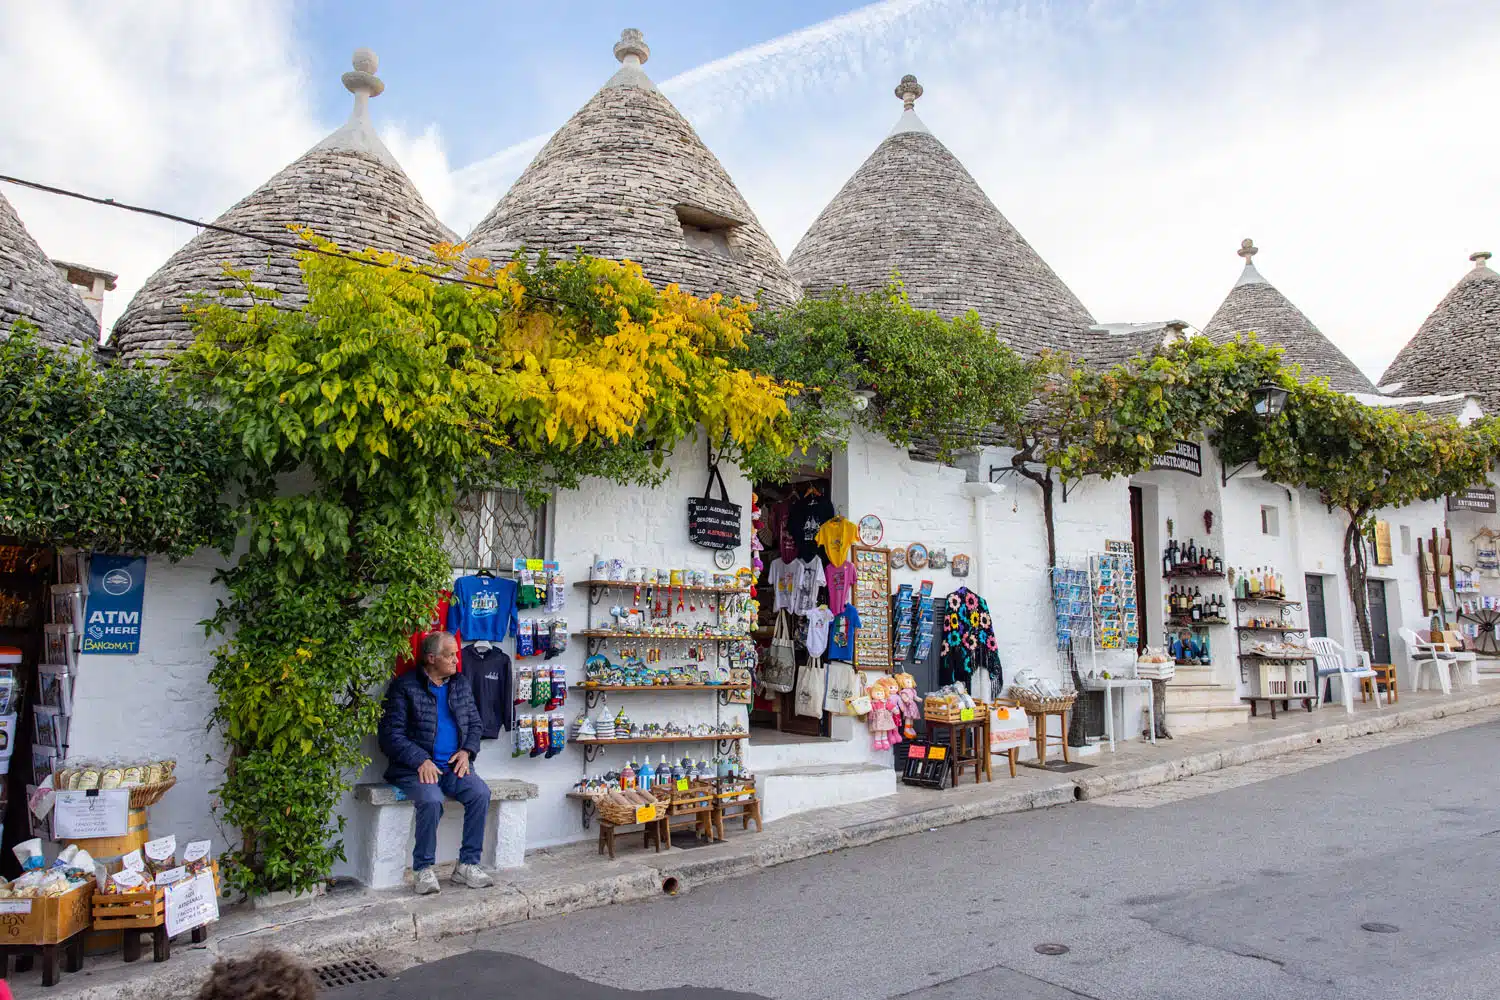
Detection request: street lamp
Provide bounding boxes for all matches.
[1222,384,1290,486]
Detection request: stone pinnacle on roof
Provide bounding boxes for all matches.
[788,76,1096,357]
[1379,250,1500,409]
[110,48,457,364]
[1,191,102,350]
[1203,238,1375,393]
[463,29,798,307]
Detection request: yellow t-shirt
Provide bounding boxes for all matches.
[816,517,858,567]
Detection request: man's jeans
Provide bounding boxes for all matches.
[394,768,490,870]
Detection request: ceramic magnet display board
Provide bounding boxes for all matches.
[851,546,893,671]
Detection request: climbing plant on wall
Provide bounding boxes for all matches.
[1217,378,1500,652]
[740,283,1033,481]
[178,236,795,895]
[997,336,1288,566]
[0,324,235,556]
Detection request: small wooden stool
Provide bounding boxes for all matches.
[1031,708,1071,765]
[1363,664,1398,704]
[597,818,667,860]
[663,791,718,849]
[997,745,1020,778]
[717,797,762,838]
[924,718,993,783]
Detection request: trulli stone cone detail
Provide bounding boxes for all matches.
[788,76,1096,357]
[1380,251,1500,409]
[1,192,100,350]
[463,29,798,307]
[1202,239,1375,394]
[110,50,457,364]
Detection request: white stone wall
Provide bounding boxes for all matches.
[67,549,231,848]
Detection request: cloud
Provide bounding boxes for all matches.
[0,0,320,335]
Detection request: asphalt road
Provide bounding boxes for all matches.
[335,716,1500,1000]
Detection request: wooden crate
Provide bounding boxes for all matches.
[0,883,94,946]
[91,861,220,932]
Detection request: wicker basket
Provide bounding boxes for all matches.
[597,790,668,826]
[128,779,177,809]
[1007,688,1078,714]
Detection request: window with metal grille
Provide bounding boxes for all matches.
[442,489,547,574]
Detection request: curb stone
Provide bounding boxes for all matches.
[26,689,1500,999]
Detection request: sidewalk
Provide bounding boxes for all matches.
[27,682,1500,999]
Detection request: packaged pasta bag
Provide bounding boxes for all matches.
[183,840,213,876]
[105,869,148,894]
[143,835,177,877]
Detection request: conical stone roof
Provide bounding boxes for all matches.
[464,30,798,308]
[111,50,457,364]
[1203,239,1375,394]
[1379,252,1500,409]
[787,76,1095,357]
[1,192,100,350]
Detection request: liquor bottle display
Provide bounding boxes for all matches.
[1162,536,1224,576]
[1233,566,1285,600]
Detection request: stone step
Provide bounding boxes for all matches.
[746,735,868,772]
[757,762,897,824]
[1169,666,1220,686]
[1168,703,1252,734]
[1165,684,1244,712]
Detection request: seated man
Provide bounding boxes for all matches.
[378,631,494,895]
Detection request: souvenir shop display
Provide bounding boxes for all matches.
[1091,542,1139,651]
[850,547,893,671]
[1233,586,1314,719]
[1231,565,1286,600]
[864,675,917,749]
[857,514,884,547]
[892,584,916,661]
[1049,564,1092,650]
[687,464,742,551]
[1161,536,1224,577]
[950,554,970,578]
[905,543,929,570]
[927,549,948,570]
[889,546,907,570]
[911,583,936,663]
[938,587,999,688]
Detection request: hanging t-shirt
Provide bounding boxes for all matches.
[768,558,797,613]
[466,644,514,739]
[396,590,462,676]
[827,603,862,662]
[790,555,824,615]
[449,575,519,643]
[803,606,836,657]
[816,517,858,567]
[825,560,857,613]
[789,490,835,560]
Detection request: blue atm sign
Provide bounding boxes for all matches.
[81,555,147,655]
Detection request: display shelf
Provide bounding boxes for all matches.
[1241,695,1314,718]
[1164,568,1225,579]
[1236,626,1308,634]
[574,631,749,641]
[576,581,748,595]
[1232,596,1300,607]
[574,683,734,692]
[1238,651,1315,660]
[574,735,747,745]
[1167,616,1228,627]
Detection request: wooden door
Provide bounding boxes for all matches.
[1366,579,1392,664]
[1305,575,1328,638]
[1129,487,1149,654]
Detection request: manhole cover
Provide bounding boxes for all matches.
[314,958,389,989]
[1361,922,1400,934]
[1034,943,1071,955]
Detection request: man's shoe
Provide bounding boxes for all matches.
[414,867,441,895]
[452,863,493,889]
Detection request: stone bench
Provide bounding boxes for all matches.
[353,778,538,889]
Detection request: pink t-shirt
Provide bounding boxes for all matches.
[825,561,857,613]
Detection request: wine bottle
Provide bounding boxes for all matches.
[1213,552,1224,575]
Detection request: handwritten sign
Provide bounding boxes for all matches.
[674,778,689,791]
[0,901,32,914]
[164,872,219,937]
[928,746,947,761]
[907,745,927,759]
[52,789,130,839]
[634,804,657,824]
[960,708,975,721]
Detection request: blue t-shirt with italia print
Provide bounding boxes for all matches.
[827,604,862,662]
[449,575,519,643]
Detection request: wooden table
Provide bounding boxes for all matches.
[923,716,992,784]
[1081,676,1154,751]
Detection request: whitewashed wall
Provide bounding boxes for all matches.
[67,549,230,848]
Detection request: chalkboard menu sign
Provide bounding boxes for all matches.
[851,546,893,672]
[687,466,742,550]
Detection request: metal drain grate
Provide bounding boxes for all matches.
[314,958,388,990]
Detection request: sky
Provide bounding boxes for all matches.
[3,0,1498,382]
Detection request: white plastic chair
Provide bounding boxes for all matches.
[1429,632,1479,688]
[1398,627,1453,694]
[1309,637,1380,712]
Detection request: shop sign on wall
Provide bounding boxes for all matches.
[1373,522,1393,566]
[1149,441,1202,477]
[687,467,741,550]
[1447,487,1497,513]
[81,554,147,655]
